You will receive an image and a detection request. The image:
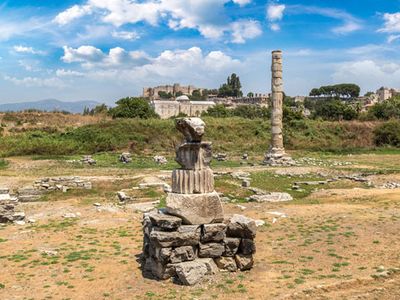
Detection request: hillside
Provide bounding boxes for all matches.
[0,115,383,157]
[0,99,100,113]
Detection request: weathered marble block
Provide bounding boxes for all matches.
[175,142,212,170]
[171,168,214,194]
[166,191,224,225]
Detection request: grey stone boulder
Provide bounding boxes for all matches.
[240,238,256,255]
[199,243,225,258]
[176,117,205,143]
[144,257,176,280]
[166,191,224,225]
[149,213,182,231]
[201,223,226,242]
[150,225,200,248]
[249,192,293,202]
[197,258,219,275]
[223,237,241,257]
[235,254,254,271]
[170,246,196,263]
[175,260,208,285]
[226,214,257,239]
[214,257,237,272]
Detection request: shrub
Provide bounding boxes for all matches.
[373,120,400,147]
[108,97,158,119]
[202,104,231,118]
[368,96,400,120]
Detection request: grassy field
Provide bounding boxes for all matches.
[0,116,386,157]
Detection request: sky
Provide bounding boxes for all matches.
[0,0,400,104]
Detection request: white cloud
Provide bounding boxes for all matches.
[266,4,285,32]
[292,6,362,35]
[267,4,285,21]
[62,45,150,68]
[4,75,66,88]
[232,0,251,6]
[62,45,105,63]
[388,34,400,43]
[332,60,400,91]
[112,30,140,40]
[53,0,260,42]
[230,20,262,43]
[56,69,85,77]
[54,4,92,25]
[379,12,400,33]
[13,45,45,55]
[269,23,280,32]
[59,46,240,85]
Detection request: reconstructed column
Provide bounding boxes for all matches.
[264,50,295,166]
[166,118,224,225]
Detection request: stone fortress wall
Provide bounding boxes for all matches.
[143,83,203,100]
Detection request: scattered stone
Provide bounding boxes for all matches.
[93,203,101,207]
[119,152,132,163]
[214,153,227,161]
[242,153,248,160]
[63,213,78,219]
[81,155,96,165]
[242,180,251,188]
[27,218,36,223]
[249,192,293,202]
[154,155,168,165]
[117,191,132,202]
[0,202,25,224]
[255,220,266,227]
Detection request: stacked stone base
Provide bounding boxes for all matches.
[263,147,295,166]
[142,212,256,285]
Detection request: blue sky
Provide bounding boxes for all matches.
[0,0,400,104]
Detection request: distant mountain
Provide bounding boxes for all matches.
[0,99,100,114]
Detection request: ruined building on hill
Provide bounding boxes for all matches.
[143,84,204,100]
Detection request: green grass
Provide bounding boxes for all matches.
[0,158,7,169]
[0,118,393,158]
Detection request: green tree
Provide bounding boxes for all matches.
[190,90,202,100]
[232,105,270,119]
[90,104,108,116]
[368,96,400,120]
[83,106,90,115]
[309,84,360,99]
[218,73,243,97]
[109,97,158,119]
[158,91,173,99]
[247,92,254,98]
[374,120,400,146]
[313,99,358,120]
[202,104,231,117]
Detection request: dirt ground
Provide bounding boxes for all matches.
[1,153,400,300]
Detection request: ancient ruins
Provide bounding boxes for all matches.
[142,118,257,285]
[264,50,295,166]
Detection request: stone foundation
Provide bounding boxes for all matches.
[264,147,296,166]
[142,211,256,285]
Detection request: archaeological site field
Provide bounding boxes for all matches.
[1,113,400,300]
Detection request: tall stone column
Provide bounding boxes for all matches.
[264,50,295,166]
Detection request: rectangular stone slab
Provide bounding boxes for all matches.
[166,191,224,225]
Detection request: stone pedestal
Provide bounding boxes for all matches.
[142,212,256,285]
[141,118,256,285]
[166,192,223,225]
